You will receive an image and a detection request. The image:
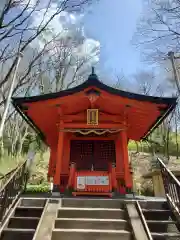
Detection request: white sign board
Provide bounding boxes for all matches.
[77,176,109,189]
[86,176,109,185]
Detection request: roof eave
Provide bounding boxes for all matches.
[142,102,177,140]
[12,77,178,105]
[12,100,46,143]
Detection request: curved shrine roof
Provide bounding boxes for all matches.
[12,73,177,144]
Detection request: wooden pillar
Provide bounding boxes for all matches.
[68,162,76,188]
[48,147,55,180]
[62,134,71,174]
[115,134,122,176]
[115,133,125,194]
[111,163,117,190]
[54,129,64,186]
[120,130,132,189]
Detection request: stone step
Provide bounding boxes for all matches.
[58,207,126,219]
[14,206,44,218]
[142,209,171,213]
[54,218,129,230]
[151,232,180,239]
[142,209,171,221]
[146,220,177,224]
[146,220,179,233]
[61,198,125,209]
[51,229,131,240]
[20,198,46,207]
[139,201,168,210]
[7,216,39,229]
[0,228,35,240]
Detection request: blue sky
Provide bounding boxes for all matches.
[0,0,146,82]
[84,0,144,78]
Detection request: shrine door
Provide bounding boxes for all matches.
[70,140,116,171]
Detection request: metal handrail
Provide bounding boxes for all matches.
[0,168,17,189]
[157,157,180,187]
[157,157,180,214]
[0,197,22,232]
[0,160,28,223]
[0,168,16,180]
[0,161,26,192]
[136,201,153,240]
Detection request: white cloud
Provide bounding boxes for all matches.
[29,0,100,65]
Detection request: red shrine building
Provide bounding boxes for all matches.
[12,71,177,197]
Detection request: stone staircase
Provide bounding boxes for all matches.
[0,198,47,240]
[52,198,134,240]
[1,197,180,240]
[140,200,180,240]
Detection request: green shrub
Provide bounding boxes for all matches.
[25,184,50,193]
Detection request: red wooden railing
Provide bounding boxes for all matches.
[74,171,112,193]
[68,162,76,189]
[68,162,118,196]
